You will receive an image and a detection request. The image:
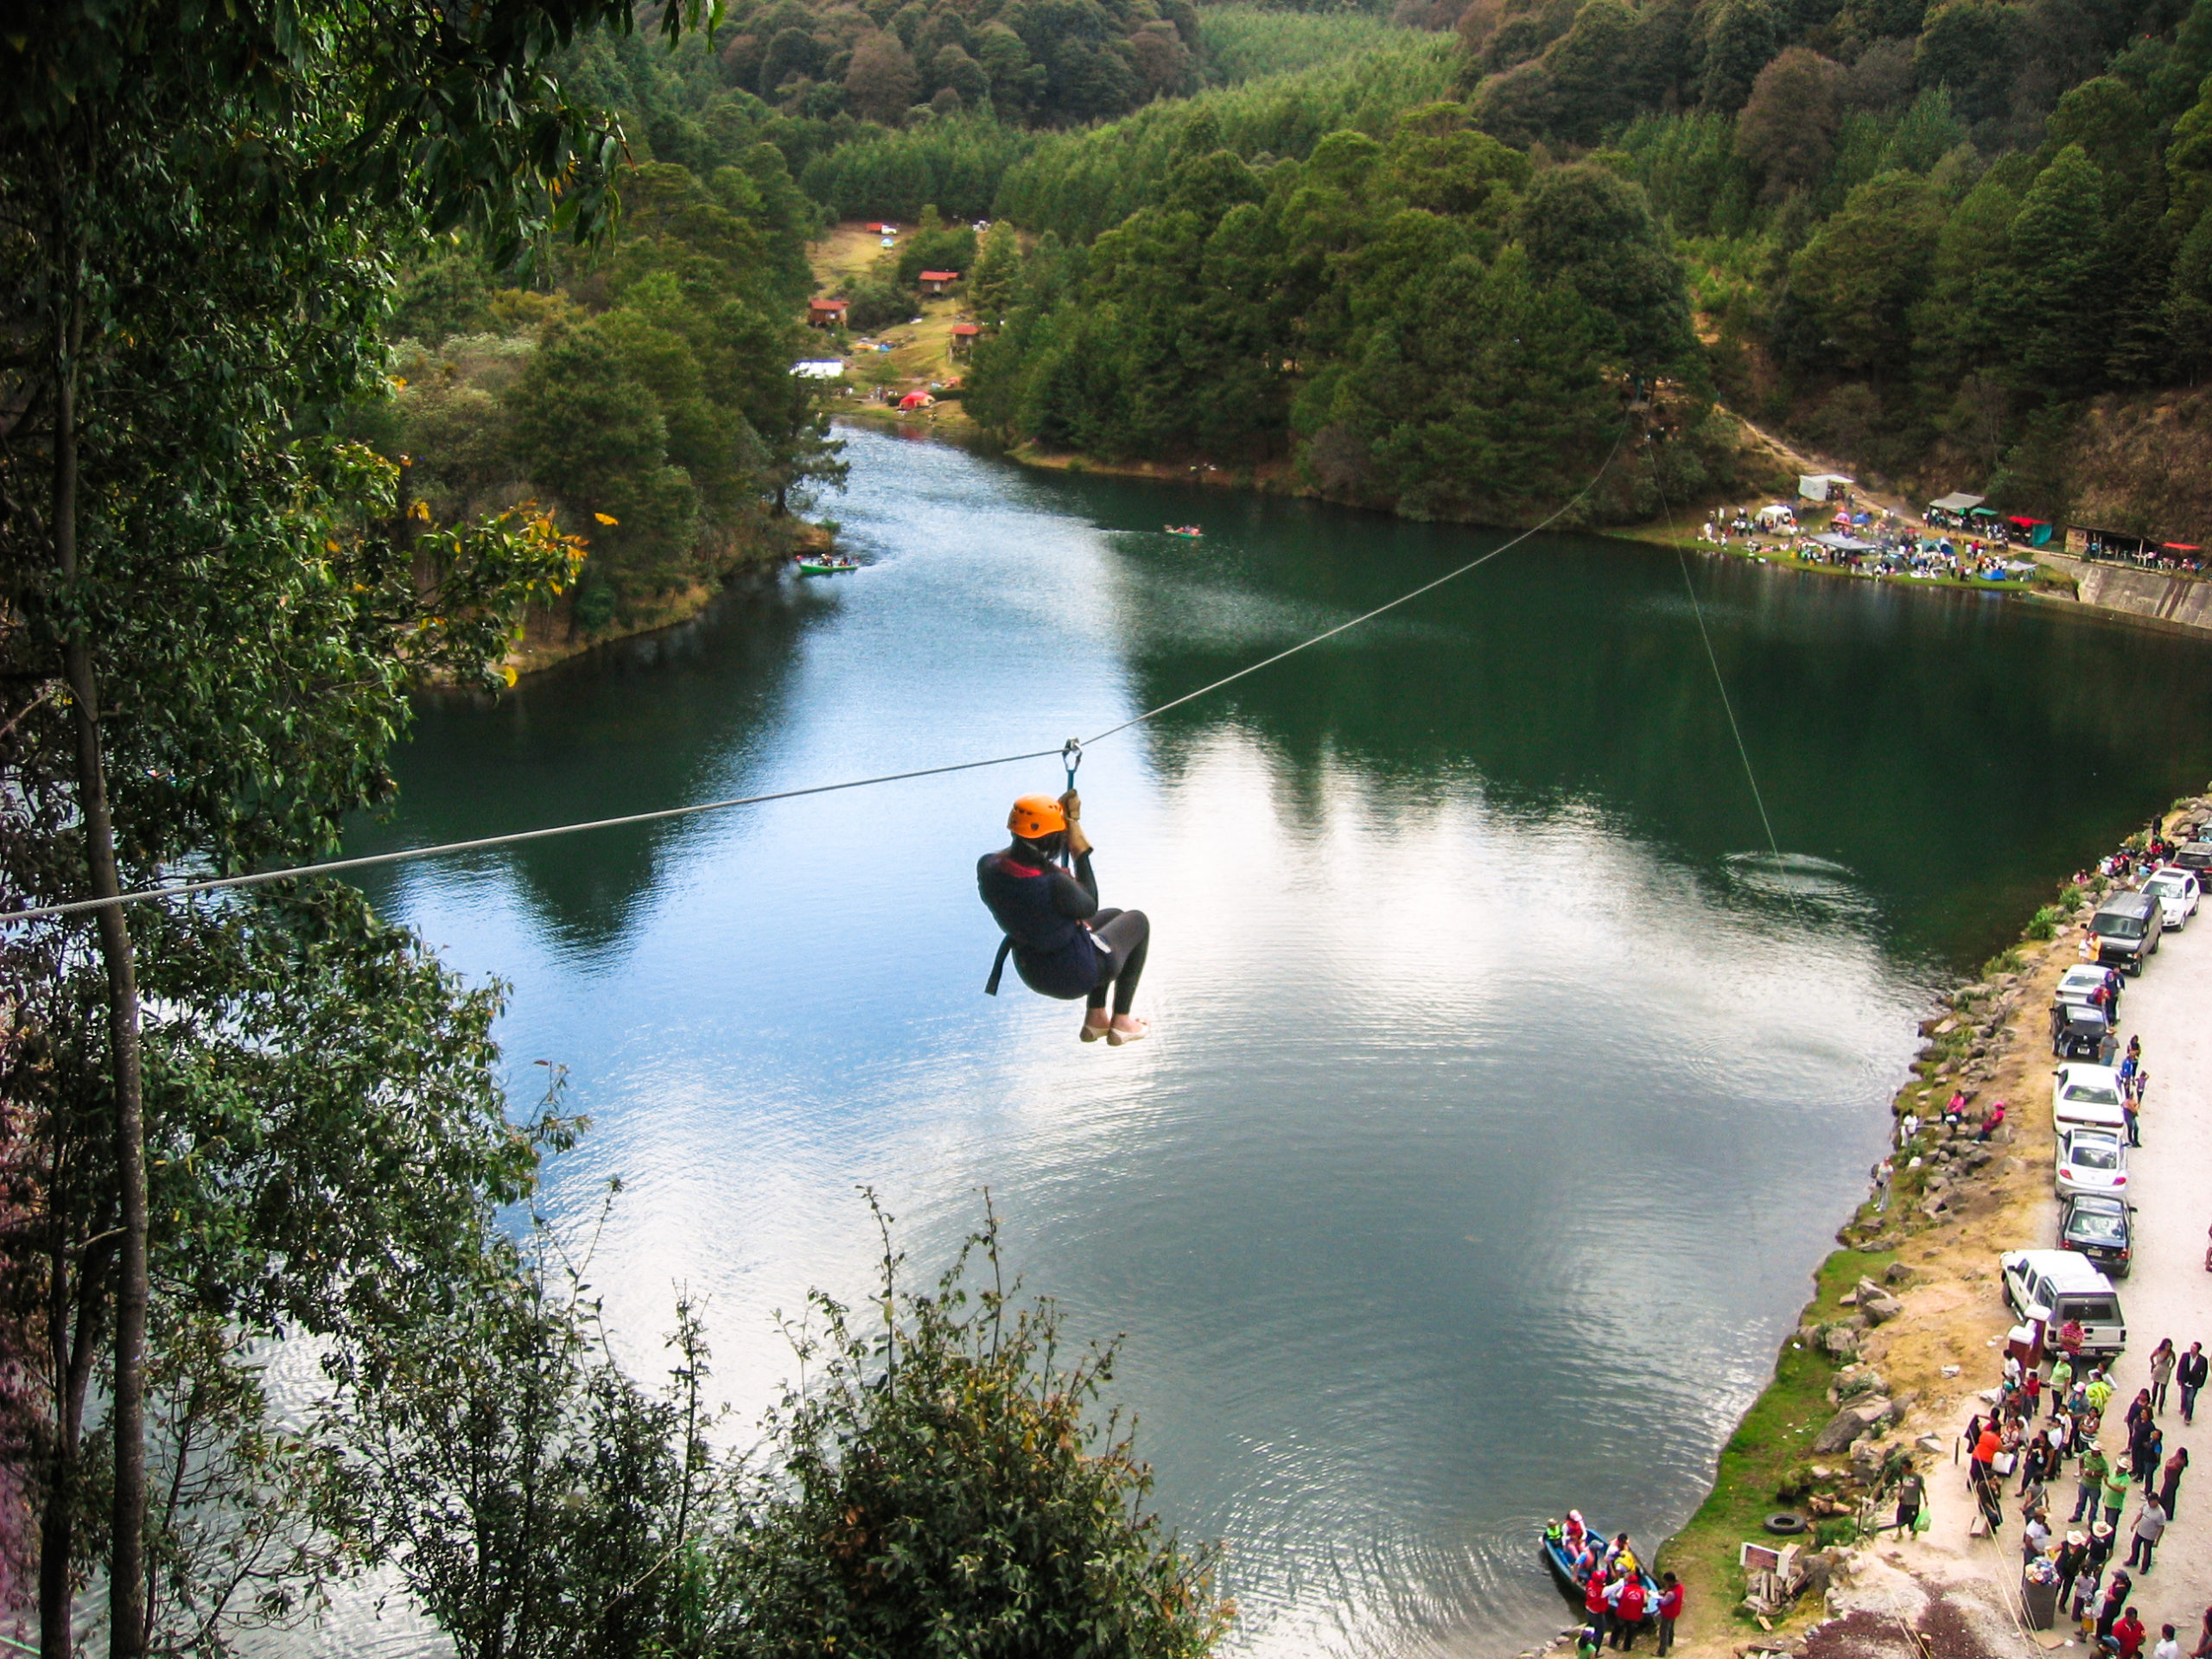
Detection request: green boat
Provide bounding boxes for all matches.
[795,555,857,575]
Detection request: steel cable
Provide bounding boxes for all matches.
[2,435,1628,926]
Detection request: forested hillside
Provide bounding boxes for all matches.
[968,106,1737,522]
[950,0,2212,526]
[345,30,840,649]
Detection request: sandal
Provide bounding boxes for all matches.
[1106,1019,1149,1046]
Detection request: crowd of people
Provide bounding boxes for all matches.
[1697,503,2034,581]
[1543,1514,1685,1656]
[1951,817,2206,1656]
[1959,1332,2207,1656]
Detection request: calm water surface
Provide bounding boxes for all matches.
[339,429,2212,1656]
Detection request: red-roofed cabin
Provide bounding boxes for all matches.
[950,321,982,357]
[807,297,849,328]
[918,270,961,295]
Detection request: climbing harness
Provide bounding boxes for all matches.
[982,737,1086,998]
[1,439,1630,928]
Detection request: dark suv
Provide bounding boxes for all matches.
[2173,841,2212,874]
[2090,891,2164,975]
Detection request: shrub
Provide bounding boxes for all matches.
[2025,906,2062,940]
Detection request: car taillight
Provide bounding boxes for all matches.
[2115,1175,2126,1185]
[2119,1249,2131,1259]
[2061,1169,2073,1179]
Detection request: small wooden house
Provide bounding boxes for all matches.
[918,270,961,295]
[950,321,982,357]
[807,297,849,328]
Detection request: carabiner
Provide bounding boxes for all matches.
[1061,736,1083,795]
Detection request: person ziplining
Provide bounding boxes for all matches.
[976,789,1150,1046]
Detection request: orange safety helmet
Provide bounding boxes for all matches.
[1007,794,1067,839]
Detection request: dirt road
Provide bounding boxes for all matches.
[1810,898,2212,1659]
[2090,904,2212,1636]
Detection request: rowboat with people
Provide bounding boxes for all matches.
[1541,1514,1660,1624]
[795,553,858,575]
[1165,524,1202,538]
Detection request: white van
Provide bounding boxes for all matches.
[2001,1249,2127,1361]
[2051,1064,2130,1138]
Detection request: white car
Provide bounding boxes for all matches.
[2052,1062,2127,1126]
[2144,866,2201,930]
[2056,1129,2128,1198]
[2054,963,2120,1013]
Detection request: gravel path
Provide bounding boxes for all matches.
[1816,899,2212,1659]
[2089,906,2212,1643]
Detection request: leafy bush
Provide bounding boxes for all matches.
[2026,905,2063,939]
[732,1201,1231,1656]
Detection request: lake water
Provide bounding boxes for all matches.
[342,427,2212,1656]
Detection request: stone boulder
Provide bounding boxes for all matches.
[1811,1399,1891,1453]
[1854,1278,1905,1325]
[1820,1324,1862,1360]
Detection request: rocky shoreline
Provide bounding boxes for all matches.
[1632,787,2212,1659]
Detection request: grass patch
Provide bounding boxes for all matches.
[1659,1245,1895,1630]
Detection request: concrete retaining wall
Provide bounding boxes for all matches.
[2042,552,2212,635]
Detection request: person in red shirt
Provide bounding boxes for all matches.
[1586,1566,1610,1634]
[1611,1574,1648,1651]
[2115,1608,2147,1659]
[1656,1573,1685,1656]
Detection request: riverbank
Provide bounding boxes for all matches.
[1653,789,2212,1659]
[499,519,832,679]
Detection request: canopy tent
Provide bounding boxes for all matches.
[1798,473,1854,501]
[1929,492,1986,512]
[2164,543,2202,552]
[1811,532,1878,552]
[791,359,847,378]
[897,390,935,410]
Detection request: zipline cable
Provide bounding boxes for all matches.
[0,747,1065,924]
[1080,431,1625,748]
[2,434,1628,928]
[1645,432,1788,874]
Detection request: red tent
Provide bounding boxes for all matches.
[898,391,933,410]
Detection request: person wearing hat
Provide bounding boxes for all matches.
[2056,1530,2089,1608]
[977,791,1151,1044]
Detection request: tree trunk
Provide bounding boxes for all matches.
[50,266,149,1659]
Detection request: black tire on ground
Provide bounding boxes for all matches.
[1764,1511,1809,1536]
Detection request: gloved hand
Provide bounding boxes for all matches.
[1059,788,1093,856]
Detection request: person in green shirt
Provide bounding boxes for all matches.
[2051,1357,2075,1406]
[2075,1446,2111,1524]
[2103,1460,2133,1529]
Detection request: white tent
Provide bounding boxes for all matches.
[1798,473,1854,501]
[791,359,847,378]
[1928,491,1985,513]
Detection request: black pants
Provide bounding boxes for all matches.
[1657,1618,1675,1656]
[2125,1535,2156,1573]
[1084,908,1149,1016]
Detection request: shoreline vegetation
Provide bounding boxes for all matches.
[1650,788,2212,1659]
